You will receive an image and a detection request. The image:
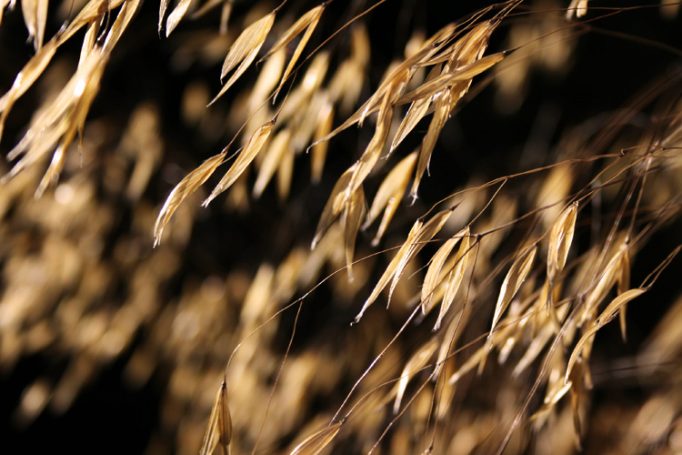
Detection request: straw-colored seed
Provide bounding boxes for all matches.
[276,137,294,201]
[432,302,471,379]
[278,53,330,123]
[490,246,537,339]
[159,0,170,34]
[394,338,438,413]
[165,0,193,36]
[204,119,274,206]
[513,320,554,376]
[312,168,354,249]
[435,358,457,420]
[211,12,275,104]
[199,380,232,455]
[154,151,225,246]
[241,264,274,326]
[342,186,366,280]
[289,422,343,455]
[617,248,631,341]
[401,53,505,104]
[391,95,432,153]
[253,129,292,198]
[547,202,578,283]
[566,0,589,19]
[0,40,58,140]
[409,95,449,201]
[390,65,442,153]
[0,3,678,454]
[249,48,285,112]
[316,66,409,148]
[421,236,461,315]
[388,209,453,303]
[355,209,452,322]
[354,220,423,322]
[581,243,627,325]
[345,91,395,203]
[20,0,48,50]
[268,4,325,99]
[363,152,417,245]
[435,228,471,331]
[311,102,334,183]
[545,202,578,324]
[566,288,647,383]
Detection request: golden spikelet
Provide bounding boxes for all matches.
[432,305,470,380]
[20,0,48,50]
[0,40,58,140]
[355,209,452,322]
[311,101,333,183]
[363,152,417,246]
[312,167,354,249]
[565,288,647,382]
[211,12,275,104]
[617,248,631,341]
[546,202,578,324]
[435,228,471,331]
[489,246,537,340]
[421,236,461,315]
[204,119,274,206]
[580,241,628,325]
[164,0,199,37]
[355,219,424,322]
[289,422,343,455]
[342,186,366,280]
[276,135,294,200]
[253,129,292,198]
[566,0,589,19]
[393,338,438,413]
[199,380,232,455]
[268,4,325,99]
[344,90,395,203]
[154,151,225,246]
[547,202,578,284]
[249,48,285,111]
[410,94,449,201]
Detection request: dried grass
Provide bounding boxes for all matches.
[1,1,681,454]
